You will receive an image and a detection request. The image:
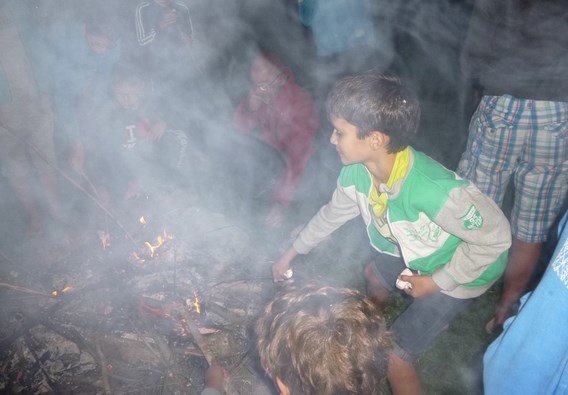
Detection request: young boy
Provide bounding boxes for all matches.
[272,73,511,394]
[70,65,194,206]
[256,283,391,395]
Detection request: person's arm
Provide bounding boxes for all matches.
[135,2,157,46]
[431,185,512,291]
[272,183,359,281]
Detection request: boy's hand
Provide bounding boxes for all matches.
[400,275,440,298]
[272,247,297,282]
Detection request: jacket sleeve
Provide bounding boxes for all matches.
[293,183,360,254]
[135,2,157,46]
[431,184,511,291]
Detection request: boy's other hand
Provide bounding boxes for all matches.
[400,275,440,298]
[272,247,297,282]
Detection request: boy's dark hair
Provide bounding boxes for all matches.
[326,73,420,153]
[256,283,391,395]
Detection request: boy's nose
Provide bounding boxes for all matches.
[330,130,337,145]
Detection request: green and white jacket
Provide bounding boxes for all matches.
[293,147,511,299]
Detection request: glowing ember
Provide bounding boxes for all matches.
[131,252,146,264]
[187,292,201,314]
[52,286,73,297]
[192,292,201,314]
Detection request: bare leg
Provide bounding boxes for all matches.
[363,262,390,310]
[387,352,421,395]
[494,238,542,327]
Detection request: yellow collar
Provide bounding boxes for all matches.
[369,147,410,217]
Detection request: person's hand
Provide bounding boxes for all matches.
[69,141,85,175]
[123,181,141,201]
[248,91,269,111]
[400,275,440,298]
[148,120,167,141]
[179,31,192,45]
[272,247,297,282]
[159,10,178,30]
[204,364,229,393]
[265,203,285,228]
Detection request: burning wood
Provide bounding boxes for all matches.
[1,205,272,394]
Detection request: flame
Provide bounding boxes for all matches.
[98,230,110,250]
[131,252,146,264]
[192,292,201,314]
[144,230,173,257]
[52,286,73,297]
[139,216,147,225]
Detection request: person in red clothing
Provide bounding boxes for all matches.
[233,53,319,227]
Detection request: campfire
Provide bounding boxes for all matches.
[0,204,276,394]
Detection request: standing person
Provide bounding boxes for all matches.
[0,1,62,234]
[272,73,511,394]
[457,0,568,331]
[133,0,194,90]
[233,53,319,227]
[298,0,394,101]
[483,210,568,394]
[50,9,121,157]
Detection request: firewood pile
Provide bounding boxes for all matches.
[0,201,279,394]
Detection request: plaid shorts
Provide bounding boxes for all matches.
[457,95,568,243]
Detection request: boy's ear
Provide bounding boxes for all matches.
[369,131,389,150]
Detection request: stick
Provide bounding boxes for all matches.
[178,309,214,365]
[4,127,138,248]
[96,341,113,395]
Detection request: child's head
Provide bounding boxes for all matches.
[250,53,288,100]
[111,67,145,110]
[326,73,420,153]
[256,283,391,395]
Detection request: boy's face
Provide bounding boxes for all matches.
[114,82,141,110]
[330,117,374,165]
